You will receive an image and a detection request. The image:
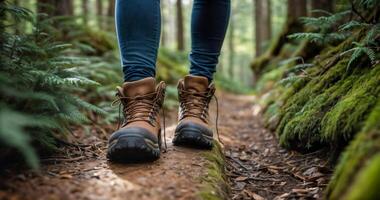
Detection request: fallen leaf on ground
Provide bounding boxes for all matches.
[235,176,248,181]
[244,189,265,200]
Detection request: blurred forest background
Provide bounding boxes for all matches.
[3,0,291,89]
[0,0,379,199]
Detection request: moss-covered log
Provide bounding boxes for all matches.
[325,99,380,200]
[251,0,380,196]
[199,142,230,200]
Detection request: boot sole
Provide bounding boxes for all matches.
[173,126,213,149]
[107,134,160,163]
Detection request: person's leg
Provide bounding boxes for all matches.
[173,0,230,149]
[189,0,231,81]
[115,0,161,81]
[108,0,165,162]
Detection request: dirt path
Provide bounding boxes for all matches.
[219,93,332,200]
[0,124,218,199]
[0,92,331,200]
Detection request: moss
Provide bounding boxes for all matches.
[198,142,230,200]
[279,76,356,149]
[325,99,380,199]
[321,65,380,143]
[251,52,272,75]
[276,57,380,152]
[256,64,288,93]
[344,153,380,200]
[276,58,349,139]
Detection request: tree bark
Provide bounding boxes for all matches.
[255,0,272,57]
[97,0,103,16]
[287,0,307,22]
[161,0,167,47]
[37,0,53,16]
[107,0,115,17]
[82,0,89,25]
[228,13,235,79]
[310,0,334,17]
[176,0,185,51]
[97,0,103,28]
[0,0,5,50]
[251,0,307,83]
[37,0,73,16]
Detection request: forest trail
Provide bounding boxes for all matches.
[0,92,332,200]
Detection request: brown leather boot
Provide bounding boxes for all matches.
[107,77,166,162]
[173,75,215,149]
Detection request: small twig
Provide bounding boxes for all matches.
[54,136,90,148]
[41,156,85,163]
[247,177,283,182]
[245,183,283,194]
[226,155,251,171]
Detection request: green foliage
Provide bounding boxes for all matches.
[157,48,188,84]
[251,0,380,198]
[289,0,379,71]
[325,99,380,199]
[215,74,253,94]
[0,2,105,168]
[254,0,380,153]
[321,66,380,143]
[344,154,380,200]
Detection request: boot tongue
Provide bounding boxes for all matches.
[183,75,209,93]
[122,77,156,97]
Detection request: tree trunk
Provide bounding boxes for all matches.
[97,0,103,28]
[106,0,115,30]
[82,0,89,25]
[310,0,334,17]
[37,0,73,16]
[228,14,235,79]
[287,0,307,22]
[161,0,167,47]
[37,0,53,16]
[14,0,20,34]
[255,0,272,57]
[97,0,103,16]
[0,0,5,50]
[176,0,185,51]
[107,0,115,17]
[251,0,307,83]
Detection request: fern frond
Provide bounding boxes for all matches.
[278,76,305,87]
[64,95,107,115]
[339,20,370,31]
[288,33,325,43]
[288,63,315,73]
[347,47,364,70]
[0,108,39,169]
[361,47,377,63]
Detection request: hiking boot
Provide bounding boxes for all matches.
[107,77,166,162]
[173,75,215,149]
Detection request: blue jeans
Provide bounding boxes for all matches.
[115,0,230,82]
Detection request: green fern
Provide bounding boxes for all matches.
[0,2,106,168]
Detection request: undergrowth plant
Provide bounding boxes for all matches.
[0,2,106,168]
[262,0,380,152]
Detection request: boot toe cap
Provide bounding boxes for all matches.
[173,121,213,149]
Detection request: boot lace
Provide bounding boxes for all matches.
[179,88,222,144]
[112,88,167,151]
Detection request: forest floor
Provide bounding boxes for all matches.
[0,92,333,200]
